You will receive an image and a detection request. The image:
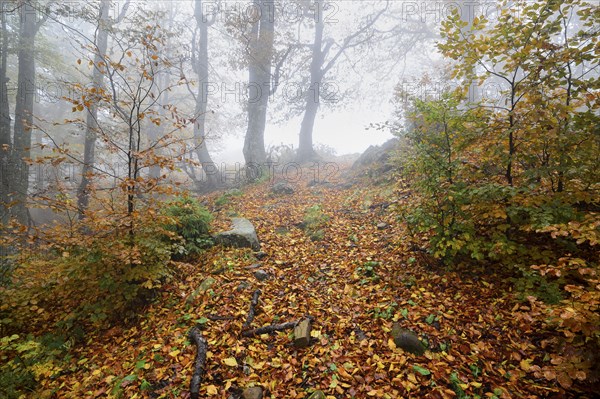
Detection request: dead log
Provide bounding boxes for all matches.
[241,321,298,337]
[188,327,208,399]
[243,289,261,328]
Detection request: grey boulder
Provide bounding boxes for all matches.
[271,181,294,195]
[214,218,260,251]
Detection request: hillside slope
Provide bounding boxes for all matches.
[15,169,596,399]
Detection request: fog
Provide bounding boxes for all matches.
[0,0,496,220]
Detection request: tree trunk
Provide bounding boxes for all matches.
[193,0,219,190]
[296,0,385,161]
[298,96,320,161]
[12,2,39,224]
[297,0,325,162]
[0,9,11,222]
[243,0,274,176]
[147,86,166,180]
[148,16,172,181]
[77,0,110,218]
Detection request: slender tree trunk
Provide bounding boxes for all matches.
[243,0,274,175]
[506,88,516,187]
[147,66,171,181]
[0,8,11,222]
[148,53,168,181]
[297,0,325,162]
[193,0,219,190]
[77,0,110,218]
[12,1,39,224]
[298,97,319,161]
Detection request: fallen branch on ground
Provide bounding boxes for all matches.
[188,327,208,399]
[243,289,261,328]
[241,321,299,337]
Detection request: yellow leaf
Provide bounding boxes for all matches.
[387,338,397,350]
[206,384,218,395]
[223,357,238,367]
[520,358,533,372]
[168,349,180,357]
[253,361,265,370]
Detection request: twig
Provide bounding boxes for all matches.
[243,289,261,328]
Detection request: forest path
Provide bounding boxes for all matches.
[176,172,540,398]
[59,171,553,398]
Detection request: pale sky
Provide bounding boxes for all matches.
[216,105,395,163]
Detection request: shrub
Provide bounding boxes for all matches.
[0,202,178,331]
[400,94,487,264]
[162,196,213,258]
[0,333,68,398]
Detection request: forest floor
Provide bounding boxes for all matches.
[48,167,582,399]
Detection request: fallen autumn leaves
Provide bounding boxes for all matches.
[26,170,595,398]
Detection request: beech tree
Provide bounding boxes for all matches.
[242,0,275,171]
[0,4,11,223]
[402,1,600,387]
[297,0,387,161]
[76,0,130,218]
[10,1,50,224]
[191,0,219,189]
[439,0,600,188]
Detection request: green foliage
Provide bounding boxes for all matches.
[63,227,173,322]
[449,371,469,399]
[0,368,36,399]
[513,270,563,305]
[356,261,381,285]
[413,365,431,376]
[214,194,230,207]
[163,196,213,258]
[400,94,487,263]
[397,0,600,389]
[0,258,15,287]
[0,333,69,398]
[357,260,380,278]
[214,190,242,207]
[302,204,329,241]
[371,301,397,320]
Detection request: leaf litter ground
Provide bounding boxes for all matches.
[50,171,574,399]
